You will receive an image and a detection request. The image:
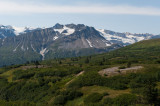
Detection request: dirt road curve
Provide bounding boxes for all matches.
[66,71,84,86]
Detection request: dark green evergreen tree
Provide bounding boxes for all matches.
[142,81,159,105]
[127,61,131,68]
[85,57,89,64]
[35,61,40,68]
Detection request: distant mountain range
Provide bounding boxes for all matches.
[0,25,39,38]
[0,23,160,66]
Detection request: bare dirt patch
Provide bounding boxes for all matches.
[21,65,49,70]
[99,66,143,77]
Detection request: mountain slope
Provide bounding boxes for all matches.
[0,38,160,105]
[0,23,160,66]
[112,38,160,59]
[0,24,121,66]
[91,38,160,64]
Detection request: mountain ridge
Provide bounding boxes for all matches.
[0,23,160,66]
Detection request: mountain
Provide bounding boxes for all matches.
[1,24,159,45]
[98,29,159,46]
[0,25,38,39]
[0,38,160,106]
[0,23,160,66]
[0,25,16,39]
[0,23,122,66]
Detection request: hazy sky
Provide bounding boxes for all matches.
[0,0,160,34]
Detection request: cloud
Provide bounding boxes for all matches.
[0,1,160,16]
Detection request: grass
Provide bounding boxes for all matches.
[66,96,84,106]
[66,86,131,106]
[157,82,160,90]
[52,75,74,89]
[81,86,130,98]
[0,68,17,82]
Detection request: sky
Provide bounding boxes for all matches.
[0,0,160,34]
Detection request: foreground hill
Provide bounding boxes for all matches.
[99,38,160,64]
[0,38,160,106]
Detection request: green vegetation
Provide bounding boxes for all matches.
[84,93,103,104]
[0,39,160,105]
[104,94,137,106]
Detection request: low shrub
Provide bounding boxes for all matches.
[119,66,126,69]
[84,93,103,104]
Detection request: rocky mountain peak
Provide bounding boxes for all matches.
[53,23,64,29]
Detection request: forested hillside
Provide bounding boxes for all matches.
[0,39,160,106]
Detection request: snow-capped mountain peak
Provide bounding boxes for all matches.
[0,23,160,47]
[96,29,156,46]
[53,25,75,36]
[12,26,26,35]
[13,26,36,36]
[0,25,38,38]
[0,25,13,29]
[1,23,160,66]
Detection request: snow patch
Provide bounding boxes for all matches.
[97,29,145,44]
[13,27,26,35]
[13,26,36,36]
[54,25,75,35]
[0,25,12,31]
[21,45,25,51]
[40,48,49,60]
[13,43,20,52]
[106,43,111,47]
[126,34,145,42]
[53,36,58,40]
[31,44,36,52]
[86,39,93,47]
